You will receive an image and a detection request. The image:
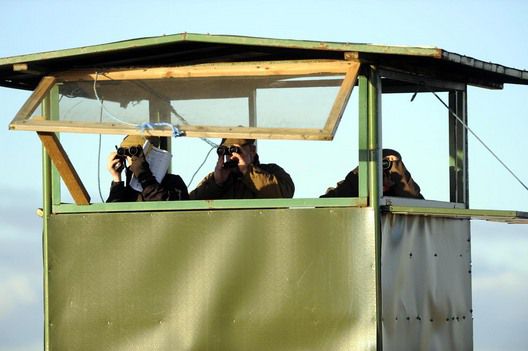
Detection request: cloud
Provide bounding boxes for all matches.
[0,273,39,317]
[472,271,528,351]
[0,270,42,350]
[0,186,41,236]
[0,340,42,351]
[471,222,528,351]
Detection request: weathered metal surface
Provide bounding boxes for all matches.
[51,197,368,214]
[381,213,473,350]
[47,207,377,350]
[384,205,528,224]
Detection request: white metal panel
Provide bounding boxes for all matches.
[381,214,473,351]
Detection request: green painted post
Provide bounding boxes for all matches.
[448,89,469,207]
[41,95,52,351]
[367,66,383,350]
[358,74,369,199]
[49,86,61,205]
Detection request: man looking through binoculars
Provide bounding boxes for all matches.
[190,138,294,199]
[106,135,189,202]
[320,148,423,198]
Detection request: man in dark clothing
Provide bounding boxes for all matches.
[106,135,189,202]
[321,148,423,199]
[189,138,294,199]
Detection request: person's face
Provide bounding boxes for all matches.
[224,143,255,162]
[239,143,256,162]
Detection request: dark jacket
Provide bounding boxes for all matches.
[107,157,189,202]
[189,161,294,200]
[321,150,423,199]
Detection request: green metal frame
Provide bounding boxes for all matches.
[41,95,53,351]
[40,72,371,211]
[383,205,528,224]
[51,197,368,214]
[449,90,469,206]
[365,66,383,348]
[358,74,369,199]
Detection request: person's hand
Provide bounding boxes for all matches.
[231,144,253,175]
[107,152,124,182]
[382,155,399,192]
[213,154,231,185]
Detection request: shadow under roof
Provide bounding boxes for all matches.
[1,32,527,91]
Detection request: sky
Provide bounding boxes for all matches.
[1,0,527,350]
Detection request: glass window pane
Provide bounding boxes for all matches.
[56,74,344,132]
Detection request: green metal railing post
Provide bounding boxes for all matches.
[49,86,61,206]
[41,93,53,351]
[367,66,383,350]
[449,89,469,207]
[358,74,369,198]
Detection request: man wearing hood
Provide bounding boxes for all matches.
[321,148,423,199]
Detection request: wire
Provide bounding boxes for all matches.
[93,73,220,186]
[187,145,217,188]
[94,73,217,147]
[130,80,218,148]
[138,121,184,138]
[93,72,136,126]
[97,98,105,203]
[430,91,528,192]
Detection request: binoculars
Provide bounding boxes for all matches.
[216,145,241,157]
[382,159,393,171]
[217,145,241,168]
[116,145,143,158]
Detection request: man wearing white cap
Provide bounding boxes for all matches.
[106,135,189,202]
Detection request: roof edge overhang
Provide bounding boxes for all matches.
[1,33,527,91]
[0,33,444,66]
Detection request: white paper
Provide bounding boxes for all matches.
[129,140,172,192]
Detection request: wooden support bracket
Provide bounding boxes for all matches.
[324,61,361,134]
[37,132,90,205]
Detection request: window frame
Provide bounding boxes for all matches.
[9,60,360,141]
